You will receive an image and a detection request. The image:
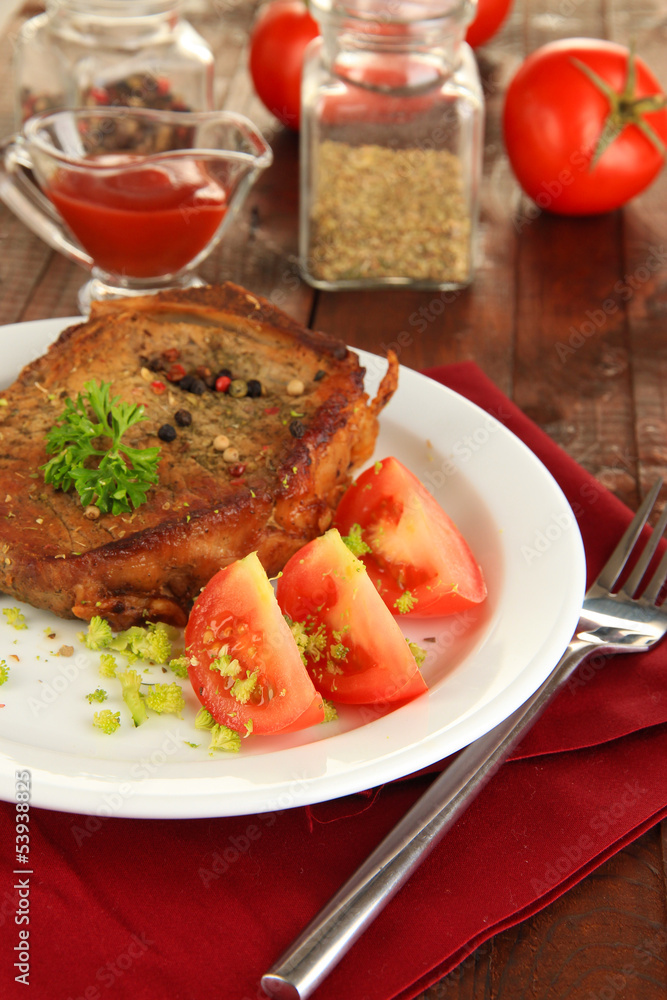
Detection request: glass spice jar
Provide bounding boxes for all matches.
[299,0,484,290]
[13,0,214,126]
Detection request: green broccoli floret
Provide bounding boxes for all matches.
[92,709,120,734]
[0,659,9,685]
[208,723,241,754]
[144,682,185,716]
[394,590,417,614]
[407,640,427,668]
[3,607,28,630]
[86,688,107,704]
[117,668,148,727]
[79,615,114,650]
[341,523,372,557]
[194,706,216,730]
[168,655,190,679]
[99,652,118,678]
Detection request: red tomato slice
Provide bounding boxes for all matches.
[185,551,324,735]
[333,457,487,618]
[276,528,428,705]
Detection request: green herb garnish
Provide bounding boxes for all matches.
[42,380,160,515]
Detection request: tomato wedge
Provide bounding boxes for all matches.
[185,551,324,735]
[333,457,487,617]
[276,528,427,705]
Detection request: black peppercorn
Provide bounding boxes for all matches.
[158,424,177,442]
[174,409,192,427]
[313,369,326,381]
[289,419,306,439]
[179,374,206,395]
[246,379,262,398]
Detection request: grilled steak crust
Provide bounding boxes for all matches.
[0,283,397,629]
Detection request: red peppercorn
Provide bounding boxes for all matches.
[150,380,167,395]
[264,405,279,415]
[166,363,187,382]
[215,375,232,393]
[89,87,109,105]
[229,463,246,478]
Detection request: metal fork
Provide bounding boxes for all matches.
[261,480,667,1000]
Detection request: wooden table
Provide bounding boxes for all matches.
[1,1,666,998]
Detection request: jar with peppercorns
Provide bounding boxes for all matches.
[14,0,214,126]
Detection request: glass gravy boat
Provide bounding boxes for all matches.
[0,107,273,312]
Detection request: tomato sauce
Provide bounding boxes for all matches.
[45,156,227,277]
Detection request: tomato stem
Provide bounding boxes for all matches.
[570,42,667,167]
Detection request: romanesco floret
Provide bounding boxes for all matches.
[407,640,427,668]
[394,591,417,614]
[341,523,372,557]
[117,668,148,727]
[86,688,107,704]
[99,652,118,678]
[144,682,185,716]
[79,615,114,650]
[133,622,173,664]
[208,723,241,754]
[110,622,172,664]
[0,659,9,685]
[194,706,216,730]
[287,618,328,665]
[230,671,258,705]
[168,655,189,679]
[93,709,120,734]
[322,699,338,723]
[329,642,349,661]
[210,650,241,677]
[3,607,27,630]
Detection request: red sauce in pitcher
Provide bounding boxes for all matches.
[45,156,227,277]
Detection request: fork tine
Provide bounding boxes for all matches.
[641,539,667,604]
[620,492,667,598]
[595,479,663,592]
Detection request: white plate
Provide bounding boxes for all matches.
[0,317,586,819]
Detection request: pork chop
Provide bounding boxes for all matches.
[0,283,397,629]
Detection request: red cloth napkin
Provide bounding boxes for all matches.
[2,361,667,1000]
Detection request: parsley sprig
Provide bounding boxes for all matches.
[42,380,160,515]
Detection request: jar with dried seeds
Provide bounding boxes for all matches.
[299,0,483,290]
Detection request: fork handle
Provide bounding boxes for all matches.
[261,636,592,1000]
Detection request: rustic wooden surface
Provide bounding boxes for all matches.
[0,1,666,998]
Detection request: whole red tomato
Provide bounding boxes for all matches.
[503,38,667,216]
[248,0,319,130]
[466,0,513,49]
